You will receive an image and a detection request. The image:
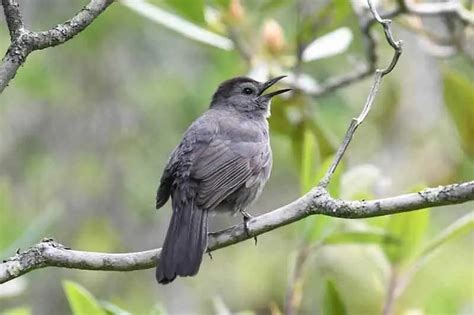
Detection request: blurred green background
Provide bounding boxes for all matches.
[0,1,473,314]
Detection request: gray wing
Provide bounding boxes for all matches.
[156,113,216,209]
[192,138,270,210]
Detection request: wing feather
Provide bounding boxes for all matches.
[192,138,267,210]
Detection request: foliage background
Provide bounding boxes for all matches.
[0,0,473,314]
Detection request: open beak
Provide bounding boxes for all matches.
[258,75,292,99]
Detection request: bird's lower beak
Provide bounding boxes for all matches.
[258,75,291,99]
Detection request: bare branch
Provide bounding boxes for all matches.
[318,0,403,188]
[0,0,114,93]
[1,181,473,284]
[1,0,24,40]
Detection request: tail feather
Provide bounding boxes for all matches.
[156,196,208,284]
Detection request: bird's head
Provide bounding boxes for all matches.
[210,76,291,117]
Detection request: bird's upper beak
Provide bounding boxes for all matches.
[258,75,292,99]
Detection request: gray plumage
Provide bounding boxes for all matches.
[155,76,290,284]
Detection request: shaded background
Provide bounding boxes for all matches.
[0,0,473,314]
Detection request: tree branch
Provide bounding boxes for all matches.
[0,0,472,288]
[305,0,472,98]
[319,0,403,188]
[1,0,24,40]
[0,0,114,93]
[1,181,472,284]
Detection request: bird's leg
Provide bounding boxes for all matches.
[240,209,257,245]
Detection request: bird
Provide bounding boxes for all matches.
[155,75,291,284]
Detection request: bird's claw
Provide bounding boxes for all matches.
[241,210,257,245]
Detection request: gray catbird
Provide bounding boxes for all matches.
[155,76,290,284]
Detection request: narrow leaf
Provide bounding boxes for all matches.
[417,211,474,260]
[63,281,106,315]
[121,0,234,50]
[164,0,205,24]
[300,128,320,193]
[322,280,347,315]
[101,301,132,315]
[302,27,353,62]
[443,70,474,157]
[384,208,430,264]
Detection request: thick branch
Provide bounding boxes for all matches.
[0,0,114,93]
[1,181,473,284]
[1,0,24,40]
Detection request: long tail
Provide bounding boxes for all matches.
[156,197,208,284]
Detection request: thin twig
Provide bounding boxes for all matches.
[382,268,399,315]
[318,0,403,188]
[285,246,311,315]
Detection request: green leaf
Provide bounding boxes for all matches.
[164,0,205,24]
[315,245,389,315]
[300,128,320,193]
[322,280,346,315]
[101,301,132,315]
[122,0,232,50]
[443,70,474,157]
[148,304,167,315]
[383,208,430,264]
[63,281,107,315]
[416,211,474,261]
[1,307,31,315]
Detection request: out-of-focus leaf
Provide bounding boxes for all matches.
[302,27,353,62]
[443,70,474,157]
[209,0,230,9]
[322,280,347,315]
[101,301,132,315]
[164,0,205,24]
[309,118,336,160]
[384,208,430,264]
[121,0,233,50]
[1,307,31,315]
[63,281,107,315]
[416,212,474,261]
[315,245,389,315]
[73,218,120,252]
[458,157,474,182]
[300,128,320,193]
[3,203,62,256]
[0,178,19,251]
[297,1,353,46]
[148,304,167,315]
[339,164,389,200]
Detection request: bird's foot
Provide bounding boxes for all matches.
[240,210,257,245]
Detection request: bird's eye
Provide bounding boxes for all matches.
[243,87,254,95]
